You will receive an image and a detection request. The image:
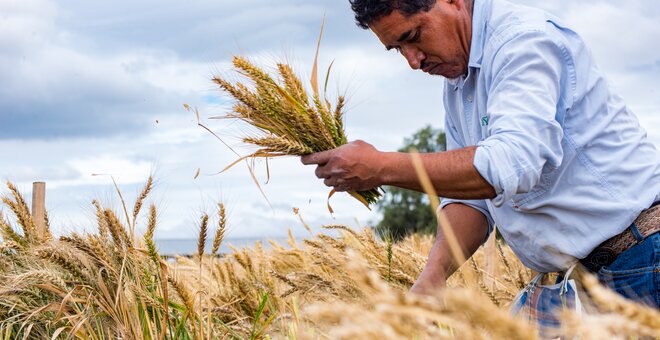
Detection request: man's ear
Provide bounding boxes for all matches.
[449,0,468,10]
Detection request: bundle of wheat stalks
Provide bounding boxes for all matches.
[1,180,660,339]
[210,53,382,209]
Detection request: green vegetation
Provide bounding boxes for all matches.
[376,125,446,241]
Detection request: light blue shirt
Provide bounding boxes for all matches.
[441,0,660,272]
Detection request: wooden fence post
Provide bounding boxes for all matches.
[31,182,46,238]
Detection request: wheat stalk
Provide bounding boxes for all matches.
[211,204,226,257]
[207,35,383,209]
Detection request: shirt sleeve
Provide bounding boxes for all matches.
[474,29,566,207]
[440,106,495,240]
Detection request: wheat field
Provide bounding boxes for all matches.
[0,178,659,339]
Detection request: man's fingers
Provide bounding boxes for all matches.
[300,154,313,165]
[320,175,351,191]
[300,149,333,165]
[315,166,328,179]
[323,177,345,187]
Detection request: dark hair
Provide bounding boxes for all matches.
[349,0,437,29]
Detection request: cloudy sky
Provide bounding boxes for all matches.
[1,0,659,241]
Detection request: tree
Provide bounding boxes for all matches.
[376,125,446,241]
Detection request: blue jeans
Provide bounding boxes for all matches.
[597,232,660,308]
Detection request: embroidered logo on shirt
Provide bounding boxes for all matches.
[481,116,489,126]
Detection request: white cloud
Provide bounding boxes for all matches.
[0,0,56,56]
[0,0,218,140]
[563,1,660,71]
[62,156,152,187]
[1,0,659,241]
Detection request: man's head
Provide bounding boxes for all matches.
[349,0,473,78]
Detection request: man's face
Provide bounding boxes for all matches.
[369,0,473,79]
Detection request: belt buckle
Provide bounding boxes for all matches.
[583,247,616,272]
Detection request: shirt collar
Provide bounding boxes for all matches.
[446,76,462,90]
[468,0,491,69]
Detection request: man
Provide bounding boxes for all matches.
[301,0,660,307]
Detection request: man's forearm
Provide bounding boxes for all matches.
[379,146,496,200]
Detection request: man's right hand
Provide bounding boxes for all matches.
[409,269,447,296]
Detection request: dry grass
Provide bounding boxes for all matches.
[0,179,659,339]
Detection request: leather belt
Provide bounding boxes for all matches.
[580,203,660,272]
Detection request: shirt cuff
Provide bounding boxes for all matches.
[440,198,495,242]
[473,142,528,207]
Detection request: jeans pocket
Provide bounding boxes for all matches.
[597,265,659,307]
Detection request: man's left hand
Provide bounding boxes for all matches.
[300,140,383,192]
